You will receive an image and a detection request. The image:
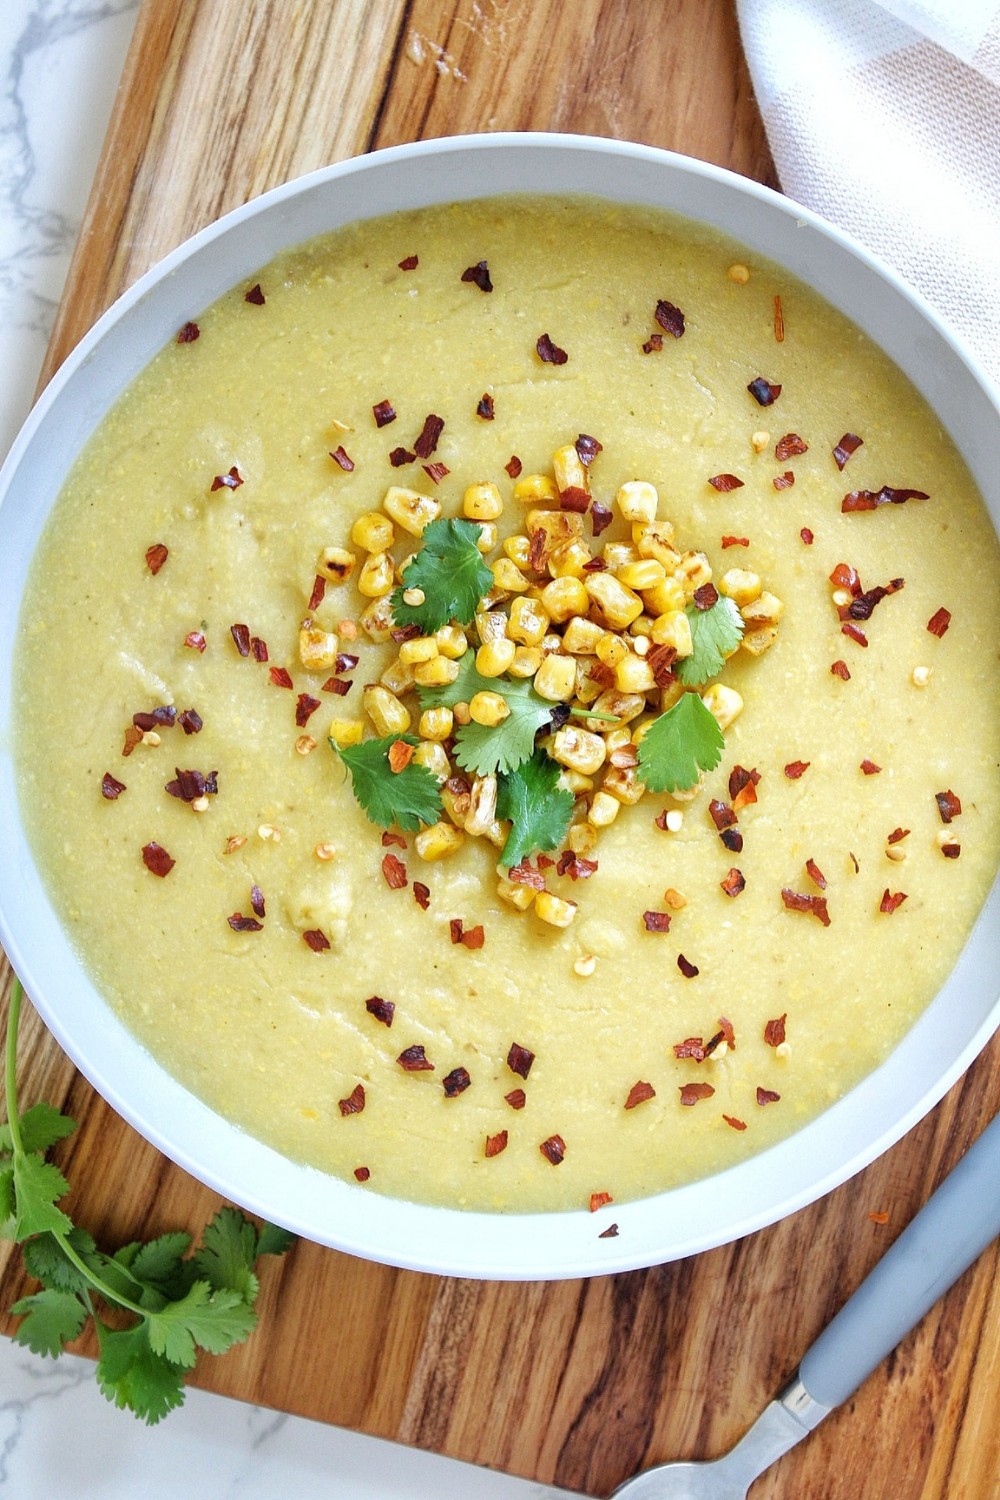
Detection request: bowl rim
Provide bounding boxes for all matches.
[1,131,997,1280]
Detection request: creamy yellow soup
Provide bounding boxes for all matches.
[15,196,1000,1212]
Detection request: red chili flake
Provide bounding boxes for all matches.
[413,413,445,459]
[720,829,743,854]
[133,706,177,731]
[860,759,881,775]
[485,1131,508,1158]
[783,760,810,779]
[230,623,251,657]
[717,1017,737,1049]
[935,789,962,824]
[322,675,351,697]
[337,1084,365,1117]
[729,764,760,807]
[242,283,265,305]
[679,1083,715,1106]
[302,577,326,615]
[693,582,719,611]
[354,1166,371,1182]
[269,666,294,689]
[642,911,671,932]
[398,254,418,271]
[830,660,851,681]
[747,376,781,406]
[941,842,961,860]
[387,741,415,774]
[381,853,408,890]
[646,643,678,688]
[590,1192,613,1212]
[654,299,685,338]
[708,473,744,492]
[805,858,827,890]
[887,827,910,844]
[781,888,831,926]
[536,854,555,870]
[373,400,396,428]
[184,630,207,653]
[775,433,808,460]
[641,333,664,354]
[227,913,263,932]
[295,694,321,727]
[833,433,863,470]
[461,260,493,292]
[673,1037,708,1061]
[756,1087,781,1106]
[829,561,861,595]
[624,1081,655,1110]
[508,858,547,891]
[677,955,699,978]
[536,333,568,365]
[842,486,929,512]
[303,928,331,951]
[840,622,868,648]
[381,831,407,851]
[505,1089,526,1110]
[461,925,485,950]
[476,393,495,420]
[449,918,464,944]
[165,767,218,802]
[397,1045,434,1072]
[926,607,951,637]
[248,884,265,919]
[144,542,168,575]
[556,852,598,881]
[505,455,522,479]
[507,1043,535,1079]
[101,772,126,800]
[599,1223,619,1238]
[176,320,200,343]
[721,868,746,897]
[122,725,143,757]
[800,527,814,545]
[366,996,395,1026]
[721,535,750,548]
[389,623,421,644]
[847,578,905,620]
[211,466,243,492]
[540,1135,566,1165]
[587,502,612,538]
[330,446,355,472]
[141,842,175,877]
[443,1067,472,1097]
[709,799,737,831]
[422,462,449,484]
[724,1115,748,1131]
[559,485,590,513]
[250,636,268,662]
[764,1014,787,1047]
[773,294,785,342]
[387,446,414,468]
[773,471,795,491]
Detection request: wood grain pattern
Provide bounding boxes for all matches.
[3,2,998,1496]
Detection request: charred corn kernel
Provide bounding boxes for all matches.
[358,595,395,643]
[676,551,713,594]
[642,575,687,615]
[463,481,504,521]
[357,551,395,598]
[535,890,577,928]
[491,557,531,593]
[651,609,693,655]
[548,538,593,579]
[399,635,439,665]
[560,769,594,794]
[412,656,460,688]
[567,822,598,856]
[363,684,411,736]
[616,558,666,591]
[474,522,498,554]
[476,637,517,679]
[533,653,577,702]
[588,790,620,827]
[413,741,451,780]
[540,632,564,655]
[720,568,762,606]
[701,682,744,730]
[497,876,537,911]
[616,480,658,524]
[507,596,550,646]
[552,725,607,775]
[419,706,454,741]
[573,660,604,705]
[469,690,511,727]
[435,625,469,659]
[629,615,655,639]
[380,655,415,696]
[741,590,784,624]
[553,443,590,496]
[514,473,559,506]
[751,429,770,453]
[395,552,417,583]
[351,511,395,553]
[319,546,356,583]
[476,607,508,645]
[604,725,634,754]
[382,485,441,536]
[562,616,604,654]
[484,818,511,850]
[602,765,646,805]
[595,632,629,669]
[508,645,543,678]
[541,576,589,623]
[590,689,646,725]
[526,509,584,563]
[633,516,676,549]
[452,702,472,728]
[584,573,645,629]
[328,717,365,748]
[503,533,533,569]
[464,774,499,836]
[615,653,656,694]
[415,821,465,861]
[741,625,779,656]
[299,623,339,671]
[602,541,638,571]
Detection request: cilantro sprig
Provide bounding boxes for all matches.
[675,594,744,686]
[390,517,494,634]
[334,733,443,830]
[496,751,575,867]
[636,691,725,793]
[418,652,555,777]
[1,978,294,1423]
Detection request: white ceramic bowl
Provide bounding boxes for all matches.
[0,134,997,1280]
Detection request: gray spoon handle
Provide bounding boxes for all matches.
[798,1110,1000,1410]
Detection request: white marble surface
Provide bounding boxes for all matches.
[0,4,563,1495]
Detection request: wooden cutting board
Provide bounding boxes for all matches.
[2,3,998,1495]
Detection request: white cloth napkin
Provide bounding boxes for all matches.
[737,0,1000,390]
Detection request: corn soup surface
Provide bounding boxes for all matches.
[15,196,1000,1213]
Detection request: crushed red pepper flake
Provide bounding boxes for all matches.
[747,376,781,406]
[227,913,263,932]
[717,1017,736,1049]
[307,575,327,612]
[381,830,407,850]
[709,799,737,830]
[250,636,269,662]
[842,485,929,512]
[708,473,744,492]
[556,851,598,880]
[641,333,664,354]
[144,542,168,575]
[624,1080,655,1110]
[141,842,175,877]
[642,910,671,932]
[756,1087,781,1106]
[781,887,831,926]
[423,462,450,484]
[844,578,905,620]
[176,320,200,343]
[805,858,827,890]
[485,1130,508,1158]
[830,561,862,594]
[654,299,685,338]
[443,1067,472,1097]
[590,502,614,537]
[323,675,351,696]
[133,706,177,731]
[387,740,416,773]
[677,954,699,978]
[165,767,218,802]
[460,924,485,950]
[382,853,408,889]
[330,446,355,472]
[296,694,321,727]
[773,294,785,342]
[589,1192,613,1212]
[783,760,810,779]
[389,623,421,644]
[338,1084,366,1116]
[559,485,590,514]
[211,466,243,492]
[476,393,495,420]
[926,606,951,637]
[540,1135,566,1165]
[721,868,746,897]
[935,789,962,823]
[887,827,910,844]
[101,772,126,800]
[122,725,143,757]
[461,260,493,292]
[366,995,395,1026]
[941,842,961,860]
[250,884,266,919]
[830,660,851,681]
[508,858,547,891]
[303,929,330,952]
[389,446,415,468]
[507,1042,535,1079]
[504,1088,526,1110]
[729,764,760,807]
[230,623,251,657]
[505,455,522,479]
[373,399,396,428]
[764,1014,787,1047]
[800,527,814,545]
[673,1036,709,1061]
[244,283,265,305]
[397,1045,434,1072]
[693,582,720,611]
[773,472,795,491]
[599,1223,619,1238]
[722,534,750,548]
[860,758,881,775]
[184,630,207,653]
[536,333,568,365]
[841,622,868,647]
[398,254,418,271]
[880,888,907,914]
[833,432,863,470]
[354,1166,371,1182]
[724,1115,748,1131]
[413,414,445,459]
[720,827,743,853]
[680,1083,715,1106]
[775,433,808,460]
[269,666,294,689]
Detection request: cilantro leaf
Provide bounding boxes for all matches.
[334,733,442,831]
[17,1102,76,1155]
[96,1321,186,1425]
[191,1206,259,1301]
[145,1281,256,1368]
[12,1152,72,1240]
[256,1221,296,1258]
[636,691,725,793]
[496,751,575,867]
[390,518,493,633]
[130,1232,196,1304]
[22,1227,102,1295]
[418,651,555,776]
[10,1287,87,1357]
[675,595,744,686]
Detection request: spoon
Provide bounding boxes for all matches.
[611,1110,1000,1499]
